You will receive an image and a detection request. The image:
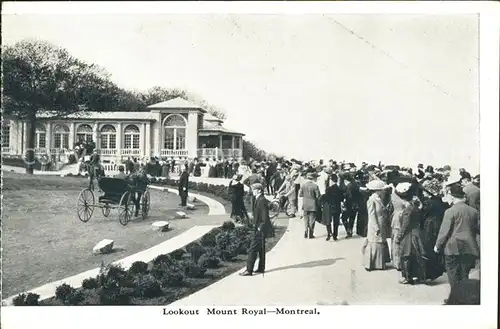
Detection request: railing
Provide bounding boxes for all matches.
[120,148,141,156]
[2,146,11,154]
[97,149,117,156]
[160,149,189,157]
[34,147,48,155]
[197,148,242,159]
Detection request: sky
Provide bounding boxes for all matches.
[2,11,480,171]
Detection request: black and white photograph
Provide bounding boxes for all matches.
[1,2,498,329]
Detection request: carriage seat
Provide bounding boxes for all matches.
[98,178,133,204]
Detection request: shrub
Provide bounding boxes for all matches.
[55,283,76,303]
[12,293,40,306]
[200,227,223,247]
[170,248,186,260]
[215,231,240,261]
[133,274,162,298]
[82,277,100,290]
[105,264,134,288]
[152,254,174,266]
[55,284,84,305]
[99,287,133,305]
[197,248,221,269]
[181,259,207,278]
[185,242,206,263]
[222,221,236,231]
[128,261,149,276]
[151,262,185,287]
[80,289,101,305]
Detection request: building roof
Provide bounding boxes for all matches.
[200,121,245,136]
[204,113,224,123]
[38,111,156,121]
[147,97,206,112]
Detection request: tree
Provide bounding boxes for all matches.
[2,39,121,174]
[242,139,267,162]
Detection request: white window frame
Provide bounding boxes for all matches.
[163,114,187,150]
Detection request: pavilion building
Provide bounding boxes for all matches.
[1,98,245,168]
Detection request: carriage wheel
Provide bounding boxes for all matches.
[77,188,95,222]
[141,190,150,220]
[268,200,280,219]
[118,191,134,226]
[102,204,111,217]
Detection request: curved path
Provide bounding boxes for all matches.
[172,217,479,306]
[1,167,231,306]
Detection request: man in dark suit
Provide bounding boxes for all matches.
[240,183,272,276]
[323,174,344,241]
[178,164,189,207]
[435,185,480,296]
[299,172,321,239]
[341,173,362,238]
[265,159,277,195]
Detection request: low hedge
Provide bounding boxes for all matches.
[19,221,255,306]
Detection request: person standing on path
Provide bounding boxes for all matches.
[461,173,480,213]
[362,180,391,271]
[299,172,321,239]
[394,182,427,285]
[323,173,344,241]
[435,184,480,298]
[178,164,189,207]
[240,183,272,276]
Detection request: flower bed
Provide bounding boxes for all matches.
[13,221,286,306]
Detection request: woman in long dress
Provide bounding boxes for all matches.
[421,180,447,281]
[390,184,409,271]
[362,180,391,271]
[394,182,428,284]
[229,174,248,222]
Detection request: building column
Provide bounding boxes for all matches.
[8,120,16,154]
[187,111,198,160]
[46,122,52,151]
[145,122,151,158]
[231,135,235,159]
[69,122,75,150]
[22,122,28,153]
[93,123,99,148]
[116,122,122,159]
[153,112,161,157]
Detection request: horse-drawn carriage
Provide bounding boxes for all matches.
[76,177,151,226]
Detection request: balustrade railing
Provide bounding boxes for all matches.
[2,146,11,154]
[160,149,189,157]
[197,148,242,159]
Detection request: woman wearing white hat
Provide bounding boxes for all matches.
[362,180,391,271]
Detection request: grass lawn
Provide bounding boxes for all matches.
[1,171,230,298]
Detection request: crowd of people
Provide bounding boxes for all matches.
[226,157,480,304]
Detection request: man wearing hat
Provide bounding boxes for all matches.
[435,184,480,296]
[240,183,272,276]
[299,172,321,239]
[461,172,480,213]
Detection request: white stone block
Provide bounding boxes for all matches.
[186,203,195,210]
[93,239,114,255]
[152,221,170,232]
[175,211,188,219]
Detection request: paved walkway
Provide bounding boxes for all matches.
[1,225,218,305]
[149,185,226,216]
[172,217,479,306]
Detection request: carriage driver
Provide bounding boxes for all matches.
[127,165,149,217]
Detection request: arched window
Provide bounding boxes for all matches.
[35,124,46,148]
[76,124,93,143]
[124,124,140,149]
[163,114,186,150]
[1,121,10,149]
[100,125,116,149]
[53,124,69,149]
